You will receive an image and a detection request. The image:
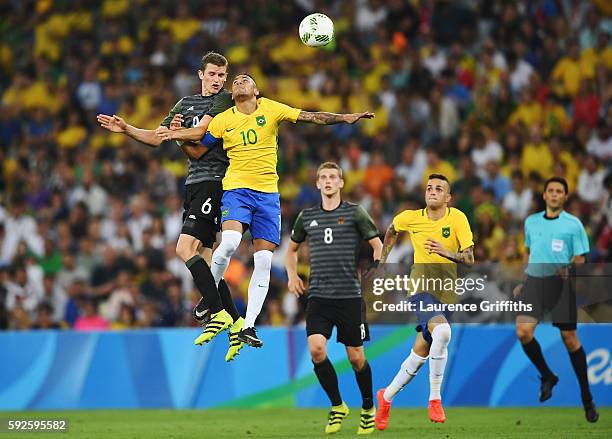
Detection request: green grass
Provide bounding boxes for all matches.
[1,408,610,438]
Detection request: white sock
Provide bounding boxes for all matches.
[429,323,451,401]
[211,230,242,284]
[383,350,427,402]
[244,250,273,328]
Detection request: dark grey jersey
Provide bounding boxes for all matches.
[291,201,379,299]
[161,90,233,186]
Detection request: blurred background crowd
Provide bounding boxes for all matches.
[1,0,611,331]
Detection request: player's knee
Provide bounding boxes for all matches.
[560,330,580,351]
[176,235,199,262]
[347,350,365,370]
[216,230,242,258]
[431,323,451,345]
[253,250,273,271]
[309,344,327,363]
[515,324,534,343]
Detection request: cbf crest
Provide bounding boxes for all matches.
[442,226,450,238]
[256,115,266,127]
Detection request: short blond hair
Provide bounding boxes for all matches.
[317,162,343,179]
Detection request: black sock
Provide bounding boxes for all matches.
[313,357,342,407]
[522,338,555,379]
[218,279,240,322]
[186,256,223,313]
[569,346,592,404]
[354,361,373,409]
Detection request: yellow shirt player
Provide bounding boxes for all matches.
[375,174,474,428]
[169,73,373,348]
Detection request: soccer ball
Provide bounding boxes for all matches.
[299,13,334,47]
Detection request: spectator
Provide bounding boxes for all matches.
[394,137,427,193]
[502,171,533,221]
[577,155,607,204]
[31,303,61,329]
[482,161,512,202]
[0,195,44,263]
[74,296,109,330]
[363,151,394,198]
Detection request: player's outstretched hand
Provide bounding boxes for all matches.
[169,114,184,130]
[288,275,306,297]
[97,114,127,133]
[344,112,375,124]
[155,126,174,141]
[424,238,449,258]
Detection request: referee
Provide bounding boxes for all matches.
[514,177,598,422]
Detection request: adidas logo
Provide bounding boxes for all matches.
[310,220,318,227]
[187,106,194,110]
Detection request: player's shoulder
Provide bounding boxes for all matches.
[213,104,236,119]
[300,205,321,216]
[448,207,468,220]
[396,208,420,218]
[393,208,420,226]
[258,97,287,109]
[560,211,585,229]
[342,200,360,210]
[180,93,208,104]
[525,211,545,225]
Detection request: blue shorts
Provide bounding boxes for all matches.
[409,292,452,345]
[221,188,281,245]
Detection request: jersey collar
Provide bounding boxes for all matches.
[321,199,343,212]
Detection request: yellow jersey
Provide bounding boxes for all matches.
[392,207,474,302]
[207,97,301,193]
[393,207,474,263]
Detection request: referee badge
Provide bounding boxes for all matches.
[442,226,450,238]
[256,115,266,126]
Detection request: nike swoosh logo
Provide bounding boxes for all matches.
[413,231,420,234]
[257,284,268,288]
[225,128,235,132]
[194,309,208,318]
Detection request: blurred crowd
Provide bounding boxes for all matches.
[1,0,611,331]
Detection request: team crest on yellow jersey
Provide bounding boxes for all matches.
[256,115,266,126]
[442,226,450,238]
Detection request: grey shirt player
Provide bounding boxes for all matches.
[290,202,379,298]
[161,90,233,185]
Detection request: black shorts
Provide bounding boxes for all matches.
[518,275,577,330]
[181,181,223,248]
[306,297,370,347]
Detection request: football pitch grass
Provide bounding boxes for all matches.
[3,407,610,438]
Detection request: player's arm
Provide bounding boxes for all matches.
[156,115,213,142]
[368,237,383,262]
[286,212,307,297]
[296,110,374,125]
[355,205,383,265]
[96,113,165,147]
[380,224,399,264]
[157,92,233,142]
[424,241,475,266]
[285,241,306,297]
[571,223,589,266]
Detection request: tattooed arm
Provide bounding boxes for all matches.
[297,110,374,125]
[380,224,399,264]
[424,240,475,266]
